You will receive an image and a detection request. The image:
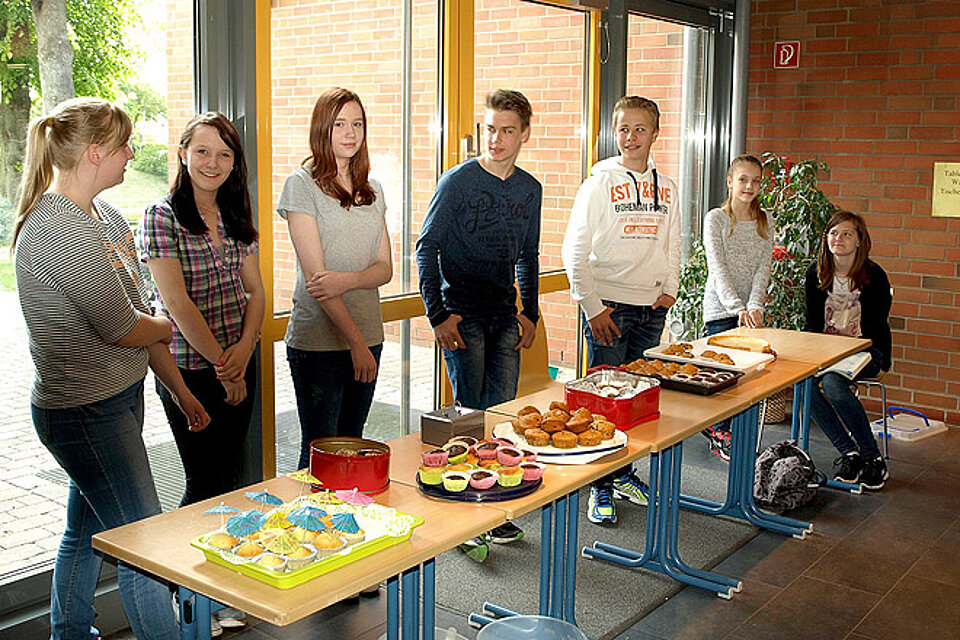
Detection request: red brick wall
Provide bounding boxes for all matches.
[166,0,195,181]
[748,0,960,425]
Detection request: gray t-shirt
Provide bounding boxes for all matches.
[277,167,385,351]
[702,207,774,324]
[16,193,150,408]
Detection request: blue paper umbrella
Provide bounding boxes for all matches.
[286,506,328,532]
[203,502,240,515]
[225,509,266,537]
[245,489,283,506]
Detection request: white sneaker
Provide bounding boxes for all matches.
[210,615,223,637]
[215,607,247,628]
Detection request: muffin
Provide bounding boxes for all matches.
[441,442,469,465]
[520,448,538,462]
[565,415,592,434]
[313,530,346,554]
[551,431,578,449]
[206,532,239,550]
[519,413,542,430]
[419,464,445,485]
[543,408,571,423]
[478,458,503,470]
[517,405,541,418]
[331,513,366,543]
[448,435,479,449]
[447,463,473,472]
[577,429,603,447]
[442,470,470,492]
[234,540,264,558]
[284,545,317,570]
[540,416,567,434]
[523,428,551,447]
[475,441,502,460]
[265,532,300,556]
[421,448,449,467]
[511,418,526,436]
[256,554,287,573]
[595,421,618,440]
[548,400,569,413]
[469,469,499,490]
[497,466,524,487]
[520,461,546,482]
[497,446,524,466]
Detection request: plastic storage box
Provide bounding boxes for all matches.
[871,406,947,442]
[564,369,660,429]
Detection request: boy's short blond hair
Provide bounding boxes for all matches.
[612,96,660,131]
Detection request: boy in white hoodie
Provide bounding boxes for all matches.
[562,96,680,524]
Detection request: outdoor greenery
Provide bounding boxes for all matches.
[132,142,168,176]
[670,153,838,339]
[0,253,14,292]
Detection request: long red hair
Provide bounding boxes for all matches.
[817,210,872,291]
[305,87,375,209]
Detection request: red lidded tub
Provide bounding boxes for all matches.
[564,368,660,429]
[309,437,390,495]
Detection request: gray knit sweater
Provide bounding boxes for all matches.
[702,207,774,324]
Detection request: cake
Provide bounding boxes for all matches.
[496,466,524,487]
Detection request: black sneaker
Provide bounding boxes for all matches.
[487,522,524,544]
[834,452,864,483]
[860,456,889,490]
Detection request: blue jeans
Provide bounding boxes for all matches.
[442,315,521,411]
[704,316,740,434]
[157,359,256,506]
[810,351,883,460]
[584,302,668,367]
[32,381,179,640]
[288,344,383,470]
[585,302,667,487]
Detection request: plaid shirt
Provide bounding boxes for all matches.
[139,198,256,369]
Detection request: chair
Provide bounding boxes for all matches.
[854,371,888,459]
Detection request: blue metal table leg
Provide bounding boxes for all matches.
[401,567,419,640]
[539,502,553,615]
[550,494,567,620]
[387,575,400,640]
[422,559,435,640]
[791,380,804,441]
[563,489,580,626]
[178,587,195,640]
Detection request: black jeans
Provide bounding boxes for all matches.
[287,344,383,470]
[157,359,256,506]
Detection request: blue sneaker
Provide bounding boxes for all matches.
[588,484,616,524]
[612,470,650,506]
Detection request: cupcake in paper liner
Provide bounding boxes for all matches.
[312,530,347,556]
[205,531,239,551]
[255,553,287,573]
[283,544,317,570]
[264,532,300,556]
[331,513,366,544]
[497,466,524,487]
[290,526,321,543]
[233,540,265,558]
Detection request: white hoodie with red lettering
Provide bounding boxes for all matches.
[562,155,680,320]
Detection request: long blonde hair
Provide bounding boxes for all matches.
[721,154,768,240]
[13,97,132,248]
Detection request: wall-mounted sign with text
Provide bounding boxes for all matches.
[932,162,960,217]
[774,41,800,69]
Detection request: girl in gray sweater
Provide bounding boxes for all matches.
[700,154,774,459]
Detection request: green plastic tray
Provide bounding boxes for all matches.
[190,513,424,589]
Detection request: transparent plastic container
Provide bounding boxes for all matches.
[477,615,588,640]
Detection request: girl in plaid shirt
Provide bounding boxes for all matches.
[140,113,265,509]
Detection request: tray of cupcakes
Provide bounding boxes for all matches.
[623,356,742,395]
[491,402,628,465]
[191,494,423,589]
[417,435,545,502]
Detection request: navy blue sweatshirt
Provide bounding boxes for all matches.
[416,159,541,327]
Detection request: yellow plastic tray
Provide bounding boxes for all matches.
[190,514,424,589]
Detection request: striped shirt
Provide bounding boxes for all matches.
[139,198,255,369]
[15,193,151,409]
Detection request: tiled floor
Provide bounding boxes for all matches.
[104,426,960,640]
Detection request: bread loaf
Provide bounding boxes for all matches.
[706,335,773,353]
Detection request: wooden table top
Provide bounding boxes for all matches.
[92,477,505,627]
[389,412,653,520]
[719,327,871,369]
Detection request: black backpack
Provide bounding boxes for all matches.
[754,440,825,511]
